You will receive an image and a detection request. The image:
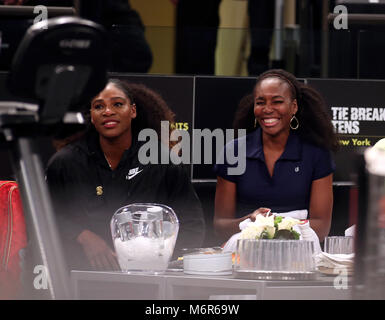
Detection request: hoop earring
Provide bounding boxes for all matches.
[254,118,257,128]
[290,115,299,130]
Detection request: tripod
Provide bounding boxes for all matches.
[0,16,108,299]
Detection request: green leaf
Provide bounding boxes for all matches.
[260,230,270,239]
[292,230,301,240]
[273,229,296,240]
[274,216,283,228]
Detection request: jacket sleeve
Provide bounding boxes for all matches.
[165,165,206,255]
[45,154,86,242]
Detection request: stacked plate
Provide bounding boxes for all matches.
[182,248,233,275]
[316,252,354,275]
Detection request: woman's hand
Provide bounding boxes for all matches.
[308,174,333,242]
[249,207,271,221]
[214,177,238,240]
[77,230,120,271]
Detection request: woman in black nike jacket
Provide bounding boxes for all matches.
[46,79,205,271]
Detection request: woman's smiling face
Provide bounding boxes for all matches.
[254,77,298,138]
[90,82,137,140]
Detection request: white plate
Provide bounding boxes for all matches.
[317,266,353,276]
[184,269,233,276]
[183,252,233,275]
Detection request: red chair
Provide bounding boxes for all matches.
[0,181,27,299]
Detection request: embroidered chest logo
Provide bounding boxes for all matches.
[294,166,300,173]
[126,167,143,180]
[96,186,103,196]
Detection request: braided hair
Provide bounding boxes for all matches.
[233,69,339,151]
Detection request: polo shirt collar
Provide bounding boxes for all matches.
[281,132,302,160]
[245,128,264,160]
[246,127,302,161]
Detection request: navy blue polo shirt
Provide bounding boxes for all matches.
[214,128,335,218]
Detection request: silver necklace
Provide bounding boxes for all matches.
[103,153,112,169]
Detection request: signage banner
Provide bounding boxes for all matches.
[308,78,385,181]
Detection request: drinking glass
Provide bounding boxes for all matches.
[324,236,354,254]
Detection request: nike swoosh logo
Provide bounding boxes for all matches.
[127,169,143,180]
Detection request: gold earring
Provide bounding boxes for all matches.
[290,115,299,130]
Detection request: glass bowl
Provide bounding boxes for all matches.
[110,203,179,273]
[234,239,316,280]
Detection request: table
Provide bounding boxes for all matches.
[71,270,353,300]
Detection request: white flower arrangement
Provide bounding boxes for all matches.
[240,215,301,240]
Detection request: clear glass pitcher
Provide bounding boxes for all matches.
[110,203,179,273]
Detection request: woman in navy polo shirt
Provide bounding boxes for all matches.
[214,69,338,242]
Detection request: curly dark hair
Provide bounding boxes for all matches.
[52,78,176,150]
[107,79,175,138]
[233,93,254,138]
[233,69,339,151]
